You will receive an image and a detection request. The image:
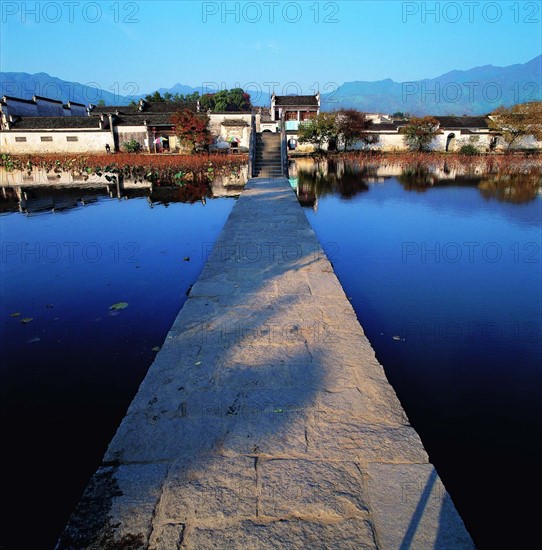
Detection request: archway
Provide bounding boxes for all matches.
[445,132,456,152]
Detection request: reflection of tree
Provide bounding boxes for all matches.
[296,159,371,201]
[478,173,541,204]
[396,165,436,191]
[294,159,541,205]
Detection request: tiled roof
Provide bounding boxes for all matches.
[88,105,127,115]
[274,95,319,107]
[370,123,399,132]
[116,113,175,126]
[90,102,194,115]
[435,116,489,129]
[9,117,102,129]
[33,95,63,104]
[1,95,36,105]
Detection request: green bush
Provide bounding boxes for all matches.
[122,139,141,153]
[459,144,479,155]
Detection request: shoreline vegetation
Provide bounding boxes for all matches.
[0,153,249,186]
[299,150,542,173]
[1,151,540,187]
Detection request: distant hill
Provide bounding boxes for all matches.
[149,83,201,97]
[0,72,138,106]
[321,55,541,115]
[2,56,540,114]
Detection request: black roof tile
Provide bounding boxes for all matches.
[435,116,489,128]
[9,117,102,129]
[274,95,319,106]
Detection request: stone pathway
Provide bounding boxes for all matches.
[58,178,474,549]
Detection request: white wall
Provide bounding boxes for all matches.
[0,131,112,154]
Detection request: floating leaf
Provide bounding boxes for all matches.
[183,257,190,262]
[151,346,161,352]
[27,337,41,344]
[109,302,129,311]
[10,312,21,317]
[20,317,34,324]
[392,335,401,341]
[195,361,202,366]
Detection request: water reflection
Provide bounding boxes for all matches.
[292,159,542,205]
[0,167,248,215]
[291,159,371,207]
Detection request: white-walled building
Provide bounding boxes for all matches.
[1,93,540,154]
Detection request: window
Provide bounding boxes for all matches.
[15,137,27,142]
[66,136,78,142]
[40,136,53,142]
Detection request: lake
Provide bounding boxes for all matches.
[0,182,238,549]
[291,158,541,549]
[1,158,541,549]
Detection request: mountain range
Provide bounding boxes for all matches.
[1,56,540,115]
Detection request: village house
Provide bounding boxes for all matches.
[355,114,515,152]
[1,92,539,154]
[0,96,254,154]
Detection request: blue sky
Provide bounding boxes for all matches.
[1,0,541,96]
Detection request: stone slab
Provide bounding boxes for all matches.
[366,463,475,550]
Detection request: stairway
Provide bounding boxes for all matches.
[253,132,284,178]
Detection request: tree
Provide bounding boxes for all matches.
[336,109,378,151]
[488,102,542,151]
[402,116,439,152]
[298,112,339,152]
[198,88,252,112]
[171,109,212,153]
[145,91,165,103]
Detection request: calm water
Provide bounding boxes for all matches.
[0,185,236,549]
[293,159,542,549]
[1,162,541,549]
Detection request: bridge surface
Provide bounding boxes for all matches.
[58,177,474,549]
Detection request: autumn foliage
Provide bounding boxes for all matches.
[171,109,213,153]
[0,153,248,186]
